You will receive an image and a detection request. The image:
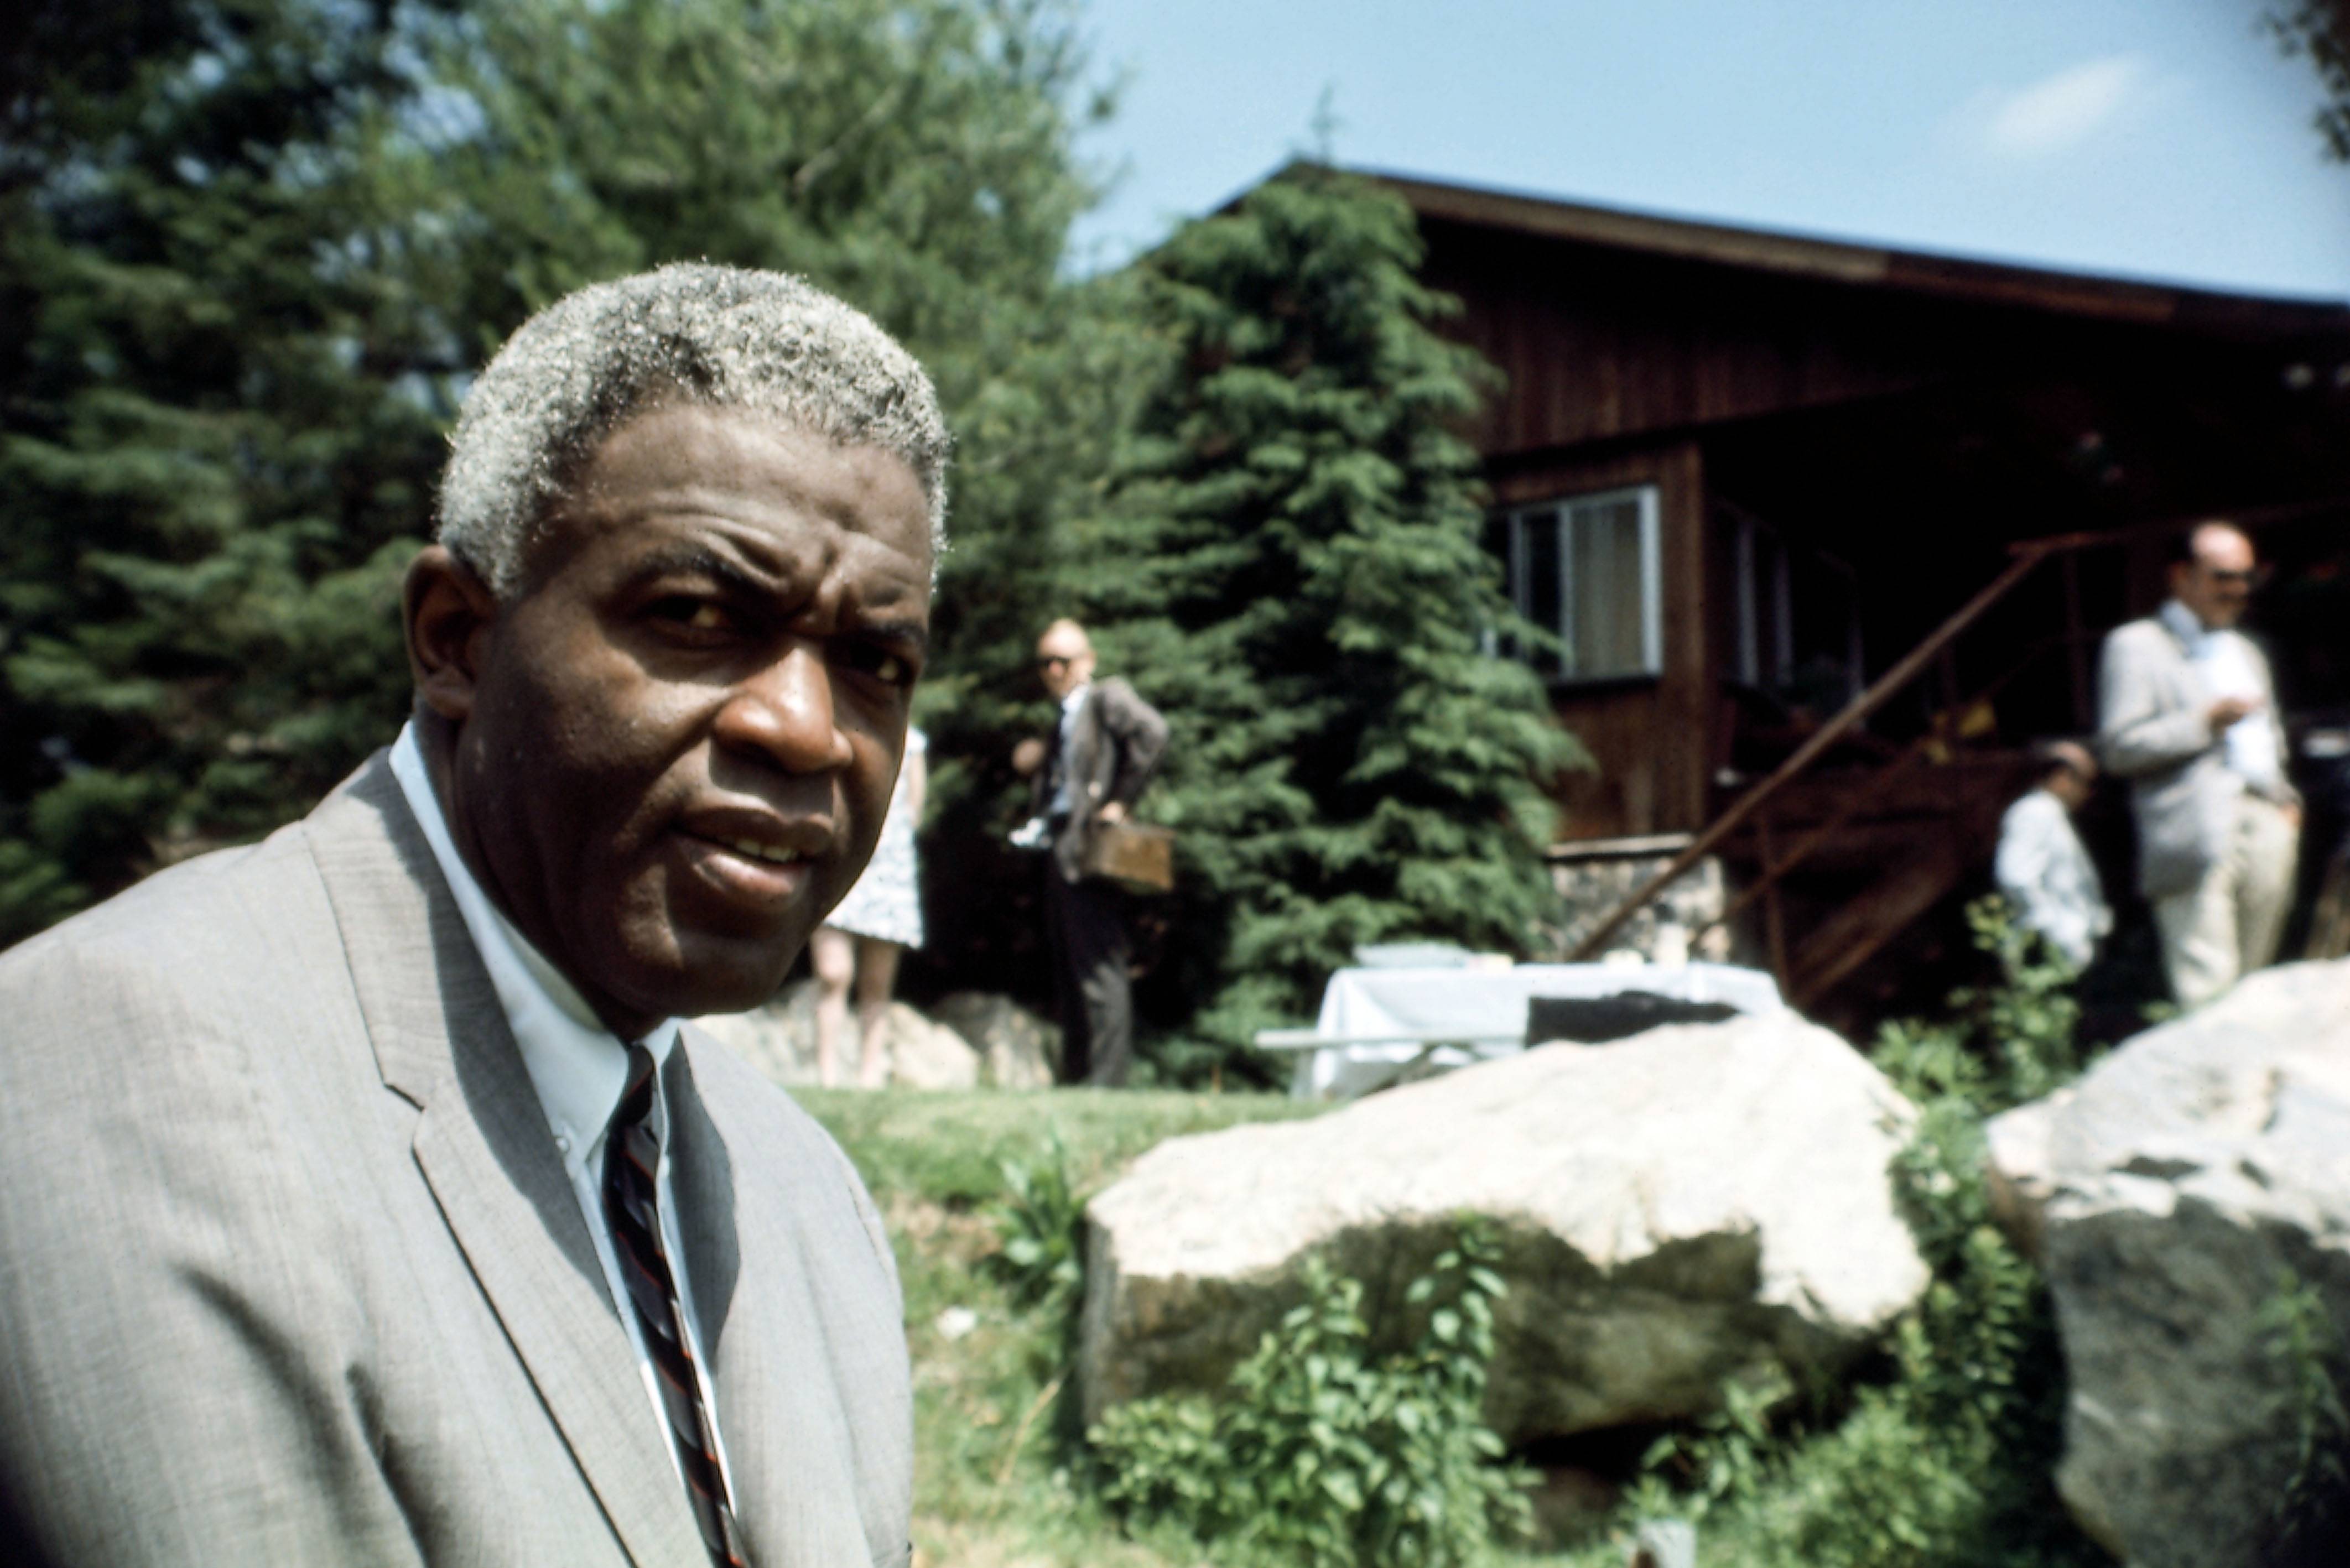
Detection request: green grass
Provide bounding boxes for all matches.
[803,1086,1675,1567]
[797,1086,1749,1567]
[798,1083,1324,1207]
[803,1084,1330,1567]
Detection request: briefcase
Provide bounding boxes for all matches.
[1081,821,1176,893]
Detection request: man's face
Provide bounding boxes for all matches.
[444,404,932,1035]
[1035,627,1094,701]
[2170,528,2258,630]
[2047,764,2094,812]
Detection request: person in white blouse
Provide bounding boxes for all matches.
[1994,739,2110,972]
[2097,521,2301,1008]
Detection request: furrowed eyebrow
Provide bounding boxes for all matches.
[624,544,773,598]
[851,614,930,659]
[626,543,930,657]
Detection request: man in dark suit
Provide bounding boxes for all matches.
[0,263,941,1565]
[1011,619,1168,1086]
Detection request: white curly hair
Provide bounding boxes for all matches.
[437,262,950,596]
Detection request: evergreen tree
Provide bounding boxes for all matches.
[1,0,1124,963]
[424,0,1124,658]
[1,0,464,943]
[2273,1,2350,160]
[1091,165,1587,1070]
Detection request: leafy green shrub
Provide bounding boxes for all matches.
[1620,1182,2082,1566]
[982,1124,1086,1314]
[1873,895,2082,1119]
[1089,1223,1531,1567]
[2259,1265,2350,1538]
[1620,899,2101,1567]
[1630,1372,1790,1517]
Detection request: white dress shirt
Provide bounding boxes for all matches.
[389,723,737,1499]
[1048,682,1090,817]
[2159,598,2284,792]
[1994,786,2112,971]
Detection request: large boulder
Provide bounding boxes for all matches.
[1078,1013,1928,1443]
[1982,1086,2070,1263]
[931,991,1060,1089]
[695,979,980,1090]
[1988,959,2350,1567]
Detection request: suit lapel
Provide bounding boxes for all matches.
[671,1037,883,1566]
[1071,685,1104,803]
[305,758,706,1568]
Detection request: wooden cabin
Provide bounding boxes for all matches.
[1365,168,2350,1023]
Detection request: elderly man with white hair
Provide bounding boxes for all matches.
[1011,617,1168,1086]
[0,265,938,1567]
[2098,519,2300,1008]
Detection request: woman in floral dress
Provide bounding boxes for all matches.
[811,727,926,1087]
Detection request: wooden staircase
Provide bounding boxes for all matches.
[1714,755,2037,1009]
[1567,536,2077,1016]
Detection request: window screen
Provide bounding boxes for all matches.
[1491,485,1662,680]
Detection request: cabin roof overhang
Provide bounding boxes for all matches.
[1329,165,2350,343]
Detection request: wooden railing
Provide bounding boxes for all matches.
[1563,494,2350,974]
[1563,541,2059,963]
[1686,631,2062,952]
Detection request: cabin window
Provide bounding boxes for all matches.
[1728,505,1862,712]
[1488,484,1662,681]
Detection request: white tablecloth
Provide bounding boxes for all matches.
[1292,961,1785,1100]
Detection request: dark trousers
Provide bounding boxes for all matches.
[1044,866,1132,1086]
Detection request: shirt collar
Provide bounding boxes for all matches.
[1059,681,1090,718]
[2159,597,2216,649]
[388,722,678,1158]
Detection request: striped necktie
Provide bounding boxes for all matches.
[604,1043,749,1567]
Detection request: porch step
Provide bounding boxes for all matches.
[1784,817,1993,1007]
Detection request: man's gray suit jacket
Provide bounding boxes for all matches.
[1028,677,1169,881]
[0,754,912,1566]
[2096,613,2290,900]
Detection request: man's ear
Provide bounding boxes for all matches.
[403,545,500,722]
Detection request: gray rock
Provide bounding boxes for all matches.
[2008,960,2350,1567]
[930,991,1060,1089]
[695,980,822,1085]
[1551,845,1729,965]
[1983,1087,2068,1263]
[885,1006,981,1090]
[695,979,979,1090]
[1078,1013,1928,1444]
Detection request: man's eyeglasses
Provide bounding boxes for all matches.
[1036,655,1074,672]
[2202,566,2273,589]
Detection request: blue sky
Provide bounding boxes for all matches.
[1064,0,2350,300]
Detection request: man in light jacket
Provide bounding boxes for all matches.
[2097,520,2300,1007]
[1012,619,1168,1085]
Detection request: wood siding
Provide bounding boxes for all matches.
[1491,441,1708,838]
[1422,221,1942,457]
[1398,175,2350,852]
